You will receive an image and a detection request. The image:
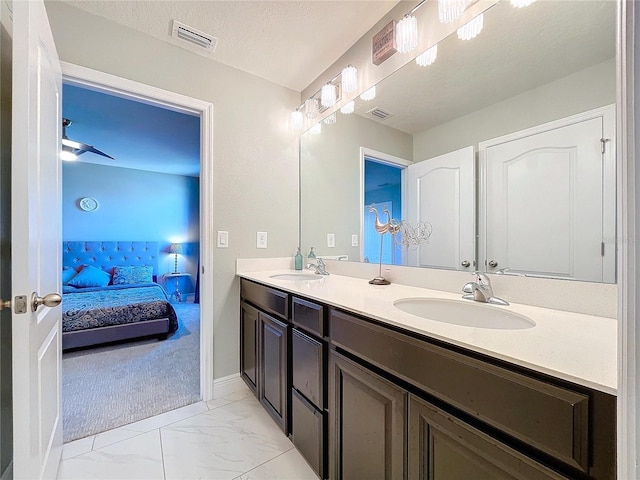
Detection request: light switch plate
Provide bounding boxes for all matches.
[351,234,359,247]
[257,231,268,249]
[217,231,228,248]
[327,233,335,248]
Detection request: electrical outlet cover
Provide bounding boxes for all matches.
[327,233,335,248]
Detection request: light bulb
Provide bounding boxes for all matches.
[341,65,358,93]
[60,149,77,161]
[396,15,418,54]
[323,113,337,125]
[360,86,376,101]
[340,101,355,115]
[457,13,484,41]
[305,97,319,119]
[321,83,338,108]
[438,0,472,24]
[290,110,303,130]
[416,45,438,67]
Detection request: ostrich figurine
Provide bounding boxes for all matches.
[369,205,392,285]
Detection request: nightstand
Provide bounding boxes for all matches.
[163,272,192,303]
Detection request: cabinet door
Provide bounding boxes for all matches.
[408,394,570,480]
[240,301,258,394]
[329,351,405,480]
[259,312,289,433]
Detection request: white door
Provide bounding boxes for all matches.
[12,1,63,479]
[406,146,475,270]
[481,109,614,282]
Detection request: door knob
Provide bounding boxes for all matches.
[488,260,499,268]
[461,260,471,268]
[31,292,62,312]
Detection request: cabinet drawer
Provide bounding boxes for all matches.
[292,296,325,337]
[292,388,325,479]
[330,309,591,474]
[241,278,289,320]
[292,327,324,409]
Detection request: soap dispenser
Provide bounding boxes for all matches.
[294,247,303,270]
[307,247,316,259]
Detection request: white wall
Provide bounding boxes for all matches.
[413,59,616,160]
[44,1,300,379]
[300,112,412,258]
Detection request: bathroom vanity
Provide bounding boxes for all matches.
[238,270,616,480]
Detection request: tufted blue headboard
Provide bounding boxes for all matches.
[63,241,160,277]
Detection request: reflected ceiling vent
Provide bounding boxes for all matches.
[367,107,393,120]
[171,20,218,52]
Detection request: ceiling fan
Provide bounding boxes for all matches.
[60,118,115,161]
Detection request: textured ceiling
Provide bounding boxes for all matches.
[352,0,616,134]
[58,0,400,92]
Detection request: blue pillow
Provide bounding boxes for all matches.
[112,265,154,285]
[67,265,111,288]
[62,267,77,285]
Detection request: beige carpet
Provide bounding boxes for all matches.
[62,303,200,443]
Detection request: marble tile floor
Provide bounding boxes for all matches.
[57,378,318,480]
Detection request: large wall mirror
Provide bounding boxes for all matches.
[300,0,616,283]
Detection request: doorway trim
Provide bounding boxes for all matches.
[60,61,215,401]
[359,147,412,263]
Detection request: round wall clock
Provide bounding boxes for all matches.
[79,197,99,212]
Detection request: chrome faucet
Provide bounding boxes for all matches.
[306,257,329,275]
[462,272,508,305]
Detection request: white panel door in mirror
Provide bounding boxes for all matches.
[407,146,475,271]
[483,115,610,282]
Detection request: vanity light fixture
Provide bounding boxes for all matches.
[396,14,418,54]
[340,100,355,115]
[290,109,304,130]
[321,83,338,108]
[416,44,438,66]
[309,123,322,135]
[305,97,319,119]
[510,0,536,8]
[457,13,484,40]
[438,0,473,24]
[323,112,337,125]
[360,86,376,101]
[341,65,358,93]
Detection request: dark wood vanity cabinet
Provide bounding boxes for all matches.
[329,308,616,480]
[240,279,328,478]
[329,351,406,480]
[240,279,290,433]
[240,279,616,480]
[408,394,570,480]
[291,296,327,479]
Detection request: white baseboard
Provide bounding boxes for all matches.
[213,373,241,387]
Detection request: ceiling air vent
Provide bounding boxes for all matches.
[367,107,393,120]
[171,20,218,52]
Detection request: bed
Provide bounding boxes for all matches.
[61,241,179,350]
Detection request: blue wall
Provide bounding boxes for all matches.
[63,162,200,294]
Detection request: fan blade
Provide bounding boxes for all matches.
[67,139,114,160]
[83,145,115,160]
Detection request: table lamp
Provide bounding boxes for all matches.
[169,243,183,273]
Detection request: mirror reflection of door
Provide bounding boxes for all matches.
[406,146,475,270]
[363,158,404,265]
[480,105,615,282]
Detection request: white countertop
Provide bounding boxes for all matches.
[237,269,617,395]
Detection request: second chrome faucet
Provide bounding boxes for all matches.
[462,272,509,306]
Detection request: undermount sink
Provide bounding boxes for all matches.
[269,273,323,281]
[393,297,535,330]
